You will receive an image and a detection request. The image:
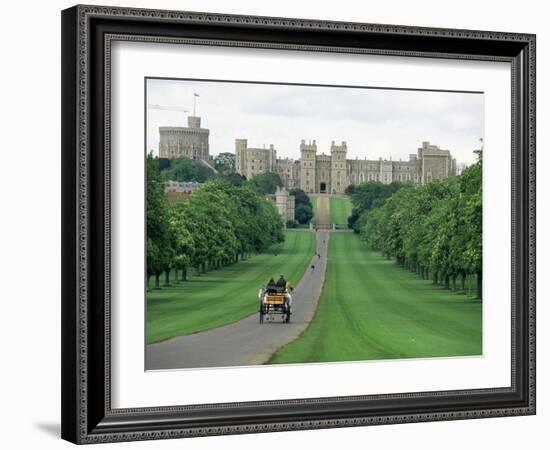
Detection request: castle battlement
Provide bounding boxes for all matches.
[157,112,456,193]
[158,115,210,161]
[236,138,456,194]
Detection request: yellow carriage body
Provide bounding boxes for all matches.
[264,293,287,305]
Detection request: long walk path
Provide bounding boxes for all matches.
[315,195,331,228]
[146,201,331,369]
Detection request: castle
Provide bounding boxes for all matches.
[156,114,457,195]
[269,186,295,222]
[235,139,457,194]
[159,116,210,160]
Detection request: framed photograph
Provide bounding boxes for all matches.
[61,4,536,444]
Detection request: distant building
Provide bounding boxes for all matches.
[275,158,301,190]
[164,180,202,204]
[234,139,276,180]
[157,112,457,194]
[159,116,209,160]
[235,138,457,194]
[267,186,295,222]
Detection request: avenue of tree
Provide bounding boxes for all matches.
[147,231,315,342]
[347,151,482,299]
[147,154,285,289]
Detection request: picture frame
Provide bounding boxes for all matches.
[61,4,536,444]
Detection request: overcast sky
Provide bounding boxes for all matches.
[146,78,484,166]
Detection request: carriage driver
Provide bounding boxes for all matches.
[275,274,292,313]
[276,274,287,287]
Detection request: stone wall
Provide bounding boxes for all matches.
[235,137,457,194]
[159,116,209,160]
[268,187,295,222]
[234,138,276,181]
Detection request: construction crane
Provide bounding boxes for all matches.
[148,104,189,113]
[148,93,199,116]
[147,104,189,127]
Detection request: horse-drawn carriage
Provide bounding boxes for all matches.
[258,285,292,324]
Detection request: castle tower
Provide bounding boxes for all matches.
[299,139,317,194]
[159,115,210,160]
[235,138,248,176]
[275,186,295,222]
[267,144,276,172]
[187,116,201,129]
[234,138,278,180]
[330,141,348,194]
[418,141,455,185]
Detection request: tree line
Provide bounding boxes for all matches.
[350,152,482,299]
[147,154,285,289]
[245,173,314,226]
[163,157,314,226]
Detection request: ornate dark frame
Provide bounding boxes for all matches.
[61,4,536,444]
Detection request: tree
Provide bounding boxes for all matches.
[195,160,217,182]
[357,151,482,300]
[289,188,314,224]
[146,153,173,288]
[214,152,235,174]
[169,203,196,281]
[165,157,198,182]
[295,204,314,224]
[217,172,246,186]
[347,181,411,232]
[248,172,283,195]
[146,163,286,285]
[286,220,297,228]
[345,184,356,195]
[289,188,310,208]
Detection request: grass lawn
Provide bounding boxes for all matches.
[270,232,482,364]
[330,196,352,226]
[310,195,317,224]
[146,230,316,344]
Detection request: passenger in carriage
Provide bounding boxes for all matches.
[266,277,277,293]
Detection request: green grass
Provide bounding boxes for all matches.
[330,196,352,226]
[146,231,316,344]
[270,233,482,364]
[310,195,317,224]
